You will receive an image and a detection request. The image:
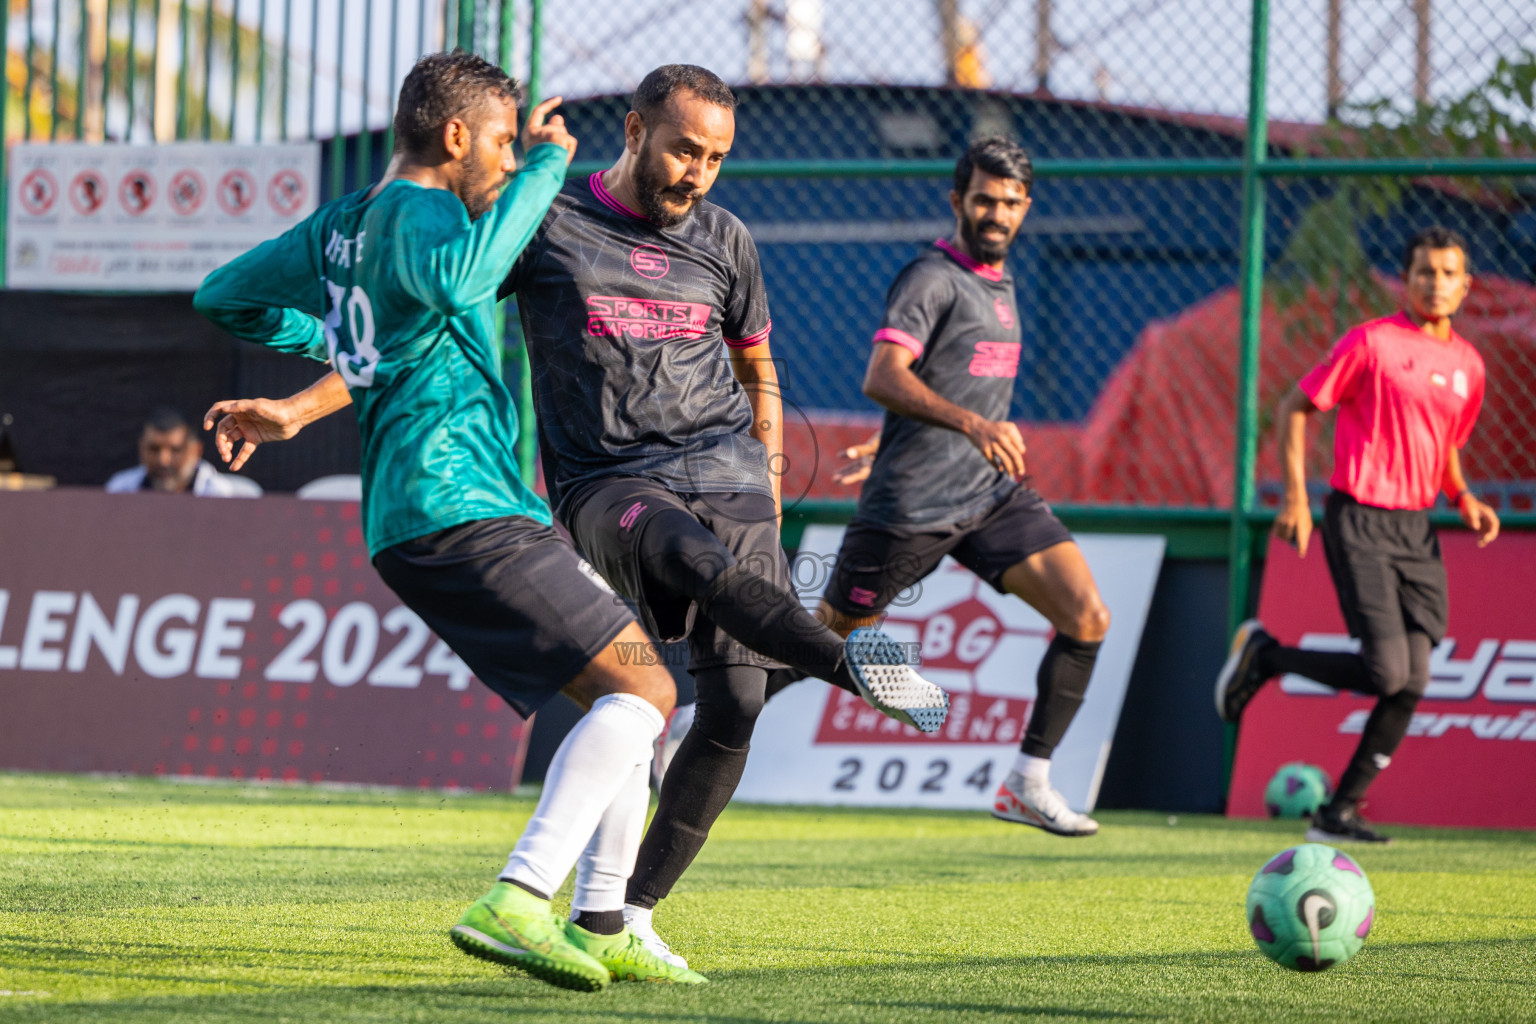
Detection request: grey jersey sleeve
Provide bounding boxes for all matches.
[721,217,773,349]
[873,260,956,360]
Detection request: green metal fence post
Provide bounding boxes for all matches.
[200,0,214,137]
[126,0,141,140]
[329,0,345,198]
[101,0,115,139]
[23,0,36,140]
[359,0,373,182]
[278,0,291,139]
[255,0,266,139]
[527,0,541,108]
[497,0,512,72]
[1225,0,1271,788]
[75,0,87,137]
[509,0,539,484]
[228,0,241,140]
[455,0,473,52]
[1230,0,1270,637]
[48,0,62,139]
[178,0,191,138]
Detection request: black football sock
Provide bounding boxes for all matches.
[1331,633,1432,806]
[1259,646,1374,695]
[1021,634,1100,758]
[1262,634,1413,699]
[624,665,765,909]
[571,909,625,935]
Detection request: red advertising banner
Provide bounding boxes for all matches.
[0,490,530,790]
[1229,533,1536,830]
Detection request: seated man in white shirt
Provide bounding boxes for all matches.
[106,407,262,498]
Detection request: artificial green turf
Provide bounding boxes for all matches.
[0,773,1532,1023]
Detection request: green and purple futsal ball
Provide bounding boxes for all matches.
[1264,761,1332,819]
[1246,843,1375,971]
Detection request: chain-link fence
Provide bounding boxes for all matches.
[3,1,1534,528]
[528,0,1536,523]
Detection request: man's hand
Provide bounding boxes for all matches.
[1273,496,1314,557]
[831,433,881,486]
[523,96,576,160]
[964,417,1027,479]
[202,398,305,472]
[1459,493,1500,547]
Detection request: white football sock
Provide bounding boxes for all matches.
[571,757,650,915]
[501,692,665,898]
[1013,752,1052,783]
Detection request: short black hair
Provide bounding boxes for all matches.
[954,137,1033,197]
[142,406,189,436]
[393,50,521,155]
[632,64,735,126]
[1403,225,1471,274]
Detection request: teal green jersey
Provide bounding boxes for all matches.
[194,143,569,555]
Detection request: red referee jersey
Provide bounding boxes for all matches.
[1299,311,1485,511]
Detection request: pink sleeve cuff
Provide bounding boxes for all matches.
[873,327,924,358]
[725,321,772,349]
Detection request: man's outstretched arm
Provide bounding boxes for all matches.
[862,341,1027,479]
[203,372,353,472]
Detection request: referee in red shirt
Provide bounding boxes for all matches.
[1216,226,1500,843]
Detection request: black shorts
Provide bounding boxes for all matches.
[825,484,1074,617]
[372,516,634,719]
[565,476,792,672]
[1321,490,1449,644]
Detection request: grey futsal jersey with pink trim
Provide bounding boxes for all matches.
[856,240,1024,526]
[500,173,773,518]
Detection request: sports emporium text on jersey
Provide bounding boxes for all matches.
[585,295,712,340]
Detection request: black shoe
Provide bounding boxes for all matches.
[1306,803,1392,844]
[1214,618,1277,722]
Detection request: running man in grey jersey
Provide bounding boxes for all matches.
[767,138,1114,839]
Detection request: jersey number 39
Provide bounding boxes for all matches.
[323,278,380,387]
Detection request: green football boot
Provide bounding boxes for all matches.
[449,882,610,992]
[563,921,709,984]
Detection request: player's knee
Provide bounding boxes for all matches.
[697,690,765,743]
[1367,657,1412,697]
[1068,601,1111,644]
[1401,667,1430,699]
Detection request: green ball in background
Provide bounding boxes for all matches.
[1246,843,1375,971]
[1264,761,1333,819]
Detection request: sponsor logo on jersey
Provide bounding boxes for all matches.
[1453,369,1469,398]
[993,296,1015,329]
[629,244,669,279]
[1430,371,1447,388]
[967,341,1021,378]
[586,295,712,341]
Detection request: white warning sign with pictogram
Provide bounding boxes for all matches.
[6,141,318,290]
[736,529,1165,812]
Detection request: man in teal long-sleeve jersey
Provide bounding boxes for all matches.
[194,51,703,991]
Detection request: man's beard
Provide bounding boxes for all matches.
[635,139,703,227]
[960,212,1016,264]
[459,149,501,221]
